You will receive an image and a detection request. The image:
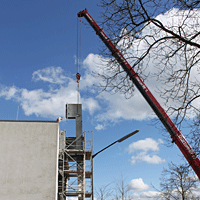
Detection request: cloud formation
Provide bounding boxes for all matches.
[1,8,200,130]
[131,190,160,199]
[127,138,165,164]
[0,66,101,118]
[32,66,68,84]
[0,53,154,128]
[128,178,160,199]
[128,178,149,191]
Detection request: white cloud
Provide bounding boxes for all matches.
[80,8,200,124]
[128,138,161,153]
[1,8,199,126]
[128,178,149,191]
[131,190,160,199]
[140,154,165,164]
[82,97,101,115]
[82,53,154,122]
[140,190,160,198]
[0,67,100,119]
[131,152,166,164]
[96,90,153,121]
[80,52,154,123]
[129,175,199,200]
[0,53,155,123]
[126,8,200,119]
[32,66,68,84]
[81,54,103,89]
[128,178,160,200]
[0,85,19,100]
[127,138,165,164]
[191,184,200,198]
[128,178,160,199]
[95,124,105,131]
[20,87,71,117]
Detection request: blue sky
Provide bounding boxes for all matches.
[0,1,198,199]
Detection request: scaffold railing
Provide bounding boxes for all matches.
[58,130,93,200]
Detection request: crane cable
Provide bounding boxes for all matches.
[76,17,81,104]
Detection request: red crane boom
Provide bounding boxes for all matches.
[78,9,200,179]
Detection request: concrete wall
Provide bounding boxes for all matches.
[0,121,59,200]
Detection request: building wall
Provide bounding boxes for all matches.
[0,121,59,200]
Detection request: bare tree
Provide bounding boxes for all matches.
[95,0,200,150]
[158,162,199,200]
[95,183,113,200]
[95,175,134,200]
[176,0,200,9]
[112,175,132,200]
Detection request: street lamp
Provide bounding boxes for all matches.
[91,129,139,200]
[92,130,139,158]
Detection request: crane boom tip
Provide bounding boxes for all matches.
[77,9,88,17]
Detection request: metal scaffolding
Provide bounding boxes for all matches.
[58,104,93,200]
[58,132,93,200]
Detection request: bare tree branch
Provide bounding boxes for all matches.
[96,0,200,150]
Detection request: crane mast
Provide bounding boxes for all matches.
[78,9,200,179]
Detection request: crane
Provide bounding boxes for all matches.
[77,8,200,179]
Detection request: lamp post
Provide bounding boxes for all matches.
[91,129,139,200]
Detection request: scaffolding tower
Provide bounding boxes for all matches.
[58,104,93,200]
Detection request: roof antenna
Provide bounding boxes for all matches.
[16,105,19,120]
